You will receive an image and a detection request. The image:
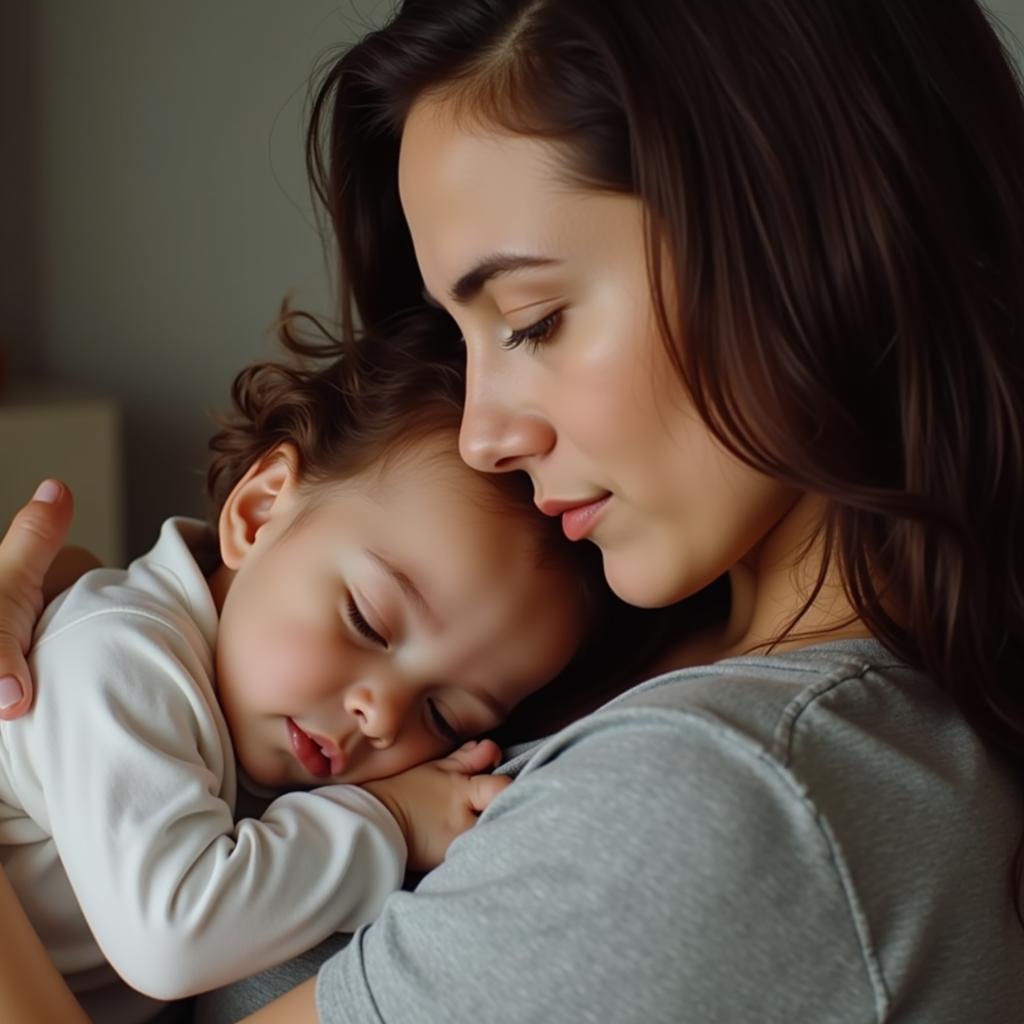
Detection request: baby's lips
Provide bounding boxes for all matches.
[307,730,348,776]
[287,718,331,777]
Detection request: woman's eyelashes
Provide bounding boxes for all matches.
[501,309,561,351]
[426,697,461,744]
[346,595,388,648]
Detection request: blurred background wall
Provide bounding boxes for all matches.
[0,0,391,560]
[1,0,1023,561]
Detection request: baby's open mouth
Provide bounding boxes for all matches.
[286,719,346,777]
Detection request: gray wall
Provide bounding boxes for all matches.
[2,1,1024,558]
[1,0,43,382]
[6,1,392,557]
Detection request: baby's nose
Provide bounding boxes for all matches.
[343,683,403,748]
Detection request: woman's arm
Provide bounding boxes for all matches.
[0,865,89,1024]
[0,482,89,1021]
[241,977,318,1022]
[0,861,316,1024]
[0,480,74,721]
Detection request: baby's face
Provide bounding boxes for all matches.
[215,436,585,788]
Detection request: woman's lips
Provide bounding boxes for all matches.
[560,495,611,541]
[287,719,346,778]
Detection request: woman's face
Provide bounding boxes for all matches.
[398,98,798,608]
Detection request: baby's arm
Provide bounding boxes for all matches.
[10,615,500,1001]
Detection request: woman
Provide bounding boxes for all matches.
[5,0,1024,1020]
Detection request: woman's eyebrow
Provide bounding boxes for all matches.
[446,254,560,305]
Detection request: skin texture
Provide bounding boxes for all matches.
[399,98,867,657]
[0,481,73,722]
[209,434,584,789]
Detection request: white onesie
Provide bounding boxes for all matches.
[0,517,406,1023]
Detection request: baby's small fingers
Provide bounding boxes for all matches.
[439,738,502,776]
[465,772,512,815]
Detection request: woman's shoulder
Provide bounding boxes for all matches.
[564,635,1009,815]
[497,638,1024,1017]
[511,634,1021,924]
[610,636,940,764]
[514,638,944,768]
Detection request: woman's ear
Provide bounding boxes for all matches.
[218,444,301,570]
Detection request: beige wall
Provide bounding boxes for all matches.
[2,1,1024,558]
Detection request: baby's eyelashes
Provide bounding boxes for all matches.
[345,595,388,648]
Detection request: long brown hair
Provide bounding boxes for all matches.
[306,0,1024,898]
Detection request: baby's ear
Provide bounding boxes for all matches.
[218,444,301,570]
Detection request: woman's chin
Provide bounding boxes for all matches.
[600,548,692,610]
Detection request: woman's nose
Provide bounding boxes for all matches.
[343,682,405,748]
[458,359,556,473]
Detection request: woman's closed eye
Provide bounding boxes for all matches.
[346,595,387,648]
[502,309,561,352]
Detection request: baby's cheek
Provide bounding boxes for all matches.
[233,624,341,704]
[270,638,343,702]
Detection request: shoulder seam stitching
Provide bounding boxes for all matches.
[771,661,891,1019]
[573,703,892,1020]
[32,606,197,652]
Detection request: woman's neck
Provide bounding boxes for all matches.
[654,494,873,675]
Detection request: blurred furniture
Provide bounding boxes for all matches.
[0,382,124,566]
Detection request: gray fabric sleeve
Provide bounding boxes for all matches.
[316,707,881,1024]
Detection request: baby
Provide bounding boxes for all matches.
[0,310,592,1022]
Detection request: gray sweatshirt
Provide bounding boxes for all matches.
[309,638,1024,1021]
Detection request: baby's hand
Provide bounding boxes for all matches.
[362,739,509,871]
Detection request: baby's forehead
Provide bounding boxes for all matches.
[363,427,575,585]
[377,428,538,518]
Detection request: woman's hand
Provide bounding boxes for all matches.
[0,480,74,720]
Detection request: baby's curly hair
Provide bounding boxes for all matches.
[207,302,589,582]
[211,305,453,505]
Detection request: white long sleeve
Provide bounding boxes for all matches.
[0,519,406,1009]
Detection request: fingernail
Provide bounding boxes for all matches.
[33,480,61,504]
[462,740,478,750]
[0,676,23,710]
